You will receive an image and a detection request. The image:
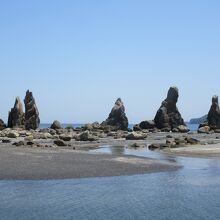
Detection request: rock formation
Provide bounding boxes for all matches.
[24,90,40,130]
[8,97,25,128]
[207,95,220,129]
[154,87,187,131]
[0,119,6,130]
[101,98,128,131]
[199,95,220,132]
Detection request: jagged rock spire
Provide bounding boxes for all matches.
[154,87,186,131]
[24,90,40,130]
[207,95,220,129]
[8,97,25,128]
[101,98,129,131]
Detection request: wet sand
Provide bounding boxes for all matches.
[1,132,220,180]
[0,144,179,180]
[161,143,220,158]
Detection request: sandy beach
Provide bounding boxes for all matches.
[0,144,179,180]
[1,131,220,180]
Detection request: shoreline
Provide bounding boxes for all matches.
[0,144,180,180]
[0,132,220,180]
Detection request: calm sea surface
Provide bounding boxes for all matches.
[1,123,219,220]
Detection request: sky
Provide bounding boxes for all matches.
[0,0,220,124]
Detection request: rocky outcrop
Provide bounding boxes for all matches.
[8,97,25,128]
[199,96,220,132]
[134,87,188,133]
[24,90,40,130]
[101,98,128,131]
[154,87,188,132]
[0,119,6,130]
[207,96,220,129]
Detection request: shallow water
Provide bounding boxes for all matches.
[0,145,219,220]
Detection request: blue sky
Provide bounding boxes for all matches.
[0,0,220,123]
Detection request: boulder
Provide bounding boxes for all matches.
[0,119,6,130]
[54,139,67,147]
[154,87,187,131]
[8,97,25,128]
[7,131,19,138]
[77,131,98,141]
[198,126,210,134]
[13,141,25,146]
[177,125,190,133]
[185,137,200,145]
[148,143,161,150]
[59,134,71,141]
[139,120,156,129]
[83,122,101,131]
[101,98,129,131]
[125,132,147,140]
[51,120,62,130]
[2,139,11,143]
[24,135,34,142]
[24,90,40,130]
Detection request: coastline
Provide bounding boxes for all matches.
[0,144,179,180]
[1,131,220,180]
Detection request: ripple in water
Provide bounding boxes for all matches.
[0,146,219,220]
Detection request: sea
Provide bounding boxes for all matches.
[1,123,219,220]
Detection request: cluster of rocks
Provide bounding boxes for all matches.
[1,90,40,130]
[199,96,220,134]
[134,87,189,133]
[3,86,220,141]
[149,135,200,150]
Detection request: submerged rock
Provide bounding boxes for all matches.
[154,87,187,132]
[24,90,40,130]
[101,98,128,131]
[8,97,25,128]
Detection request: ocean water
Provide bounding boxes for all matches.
[40,123,199,131]
[0,153,219,220]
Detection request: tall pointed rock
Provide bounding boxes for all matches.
[8,97,25,128]
[24,90,40,130]
[207,95,220,129]
[154,87,186,131]
[101,98,129,131]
